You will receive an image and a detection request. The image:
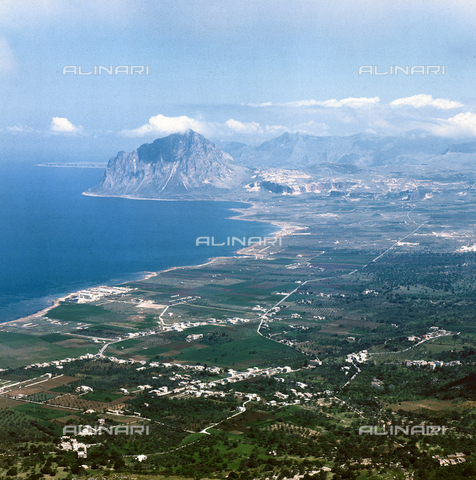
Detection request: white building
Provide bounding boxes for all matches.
[75,385,93,393]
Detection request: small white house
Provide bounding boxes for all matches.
[75,385,93,394]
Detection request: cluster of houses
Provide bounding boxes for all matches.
[408,327,454,343]
[15,346,327,409]
[274,386,314,402]
[108,362,325,404]
[342,328,459,371]
[23,353,167,372]
[160,317,250,333]
[172,369,321,404]
[125,330,155,338]
[402,359,462,369]
[432,453,466,466]
[267,392,314,406]
[59,424,150,462]
[346,350,369,364]
[66,286,132,303]
[169,295,200,304]
[24,353,97,370]
[58,437,89,458]
[126,365,301,400]
[286,324,309,331]
[252,305,267,311]
[158,362,221,374]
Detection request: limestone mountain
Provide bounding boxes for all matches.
[86,130,250,198]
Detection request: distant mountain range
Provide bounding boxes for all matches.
[85,130,476,199]
[219,131,454,168]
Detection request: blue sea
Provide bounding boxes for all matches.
[0,163,276,323]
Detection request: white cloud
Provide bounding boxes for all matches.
[223,120,327,137]
[7,125,32,133]
[118,103,476,142]
[121,114,293,141]
[390,94,463,109]
[225,119,263,134]
[428,112,476,137]
[264,124,289,135]
[247,102,273,108]
[291,121,328,135]
[301,97,380,108]
[51,117,82,133]
[249,97,380,109]
[121,114,210,137]
[283,100,324,108]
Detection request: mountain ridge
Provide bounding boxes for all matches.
[86,129,476,200]
[221,131,453,168]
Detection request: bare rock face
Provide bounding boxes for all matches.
[87,130,250,198]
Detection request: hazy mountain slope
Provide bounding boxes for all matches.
[224,132,452,169]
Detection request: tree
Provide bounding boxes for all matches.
[40,464,54,475]
[6,467,17,477]
[114,457,126,470]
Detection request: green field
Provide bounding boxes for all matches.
[162,335,307,368]
[0,332,96,369]
[46,303,110,321]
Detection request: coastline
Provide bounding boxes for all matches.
[0,294,70,328]
[83,190,301,233]
[3,195,303,328]
[82,191,253,203]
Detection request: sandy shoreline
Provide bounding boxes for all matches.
[1,294,70,327]
[3,197,302,328]
[83,191,252,203]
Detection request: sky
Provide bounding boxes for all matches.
[1,0,476,161]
